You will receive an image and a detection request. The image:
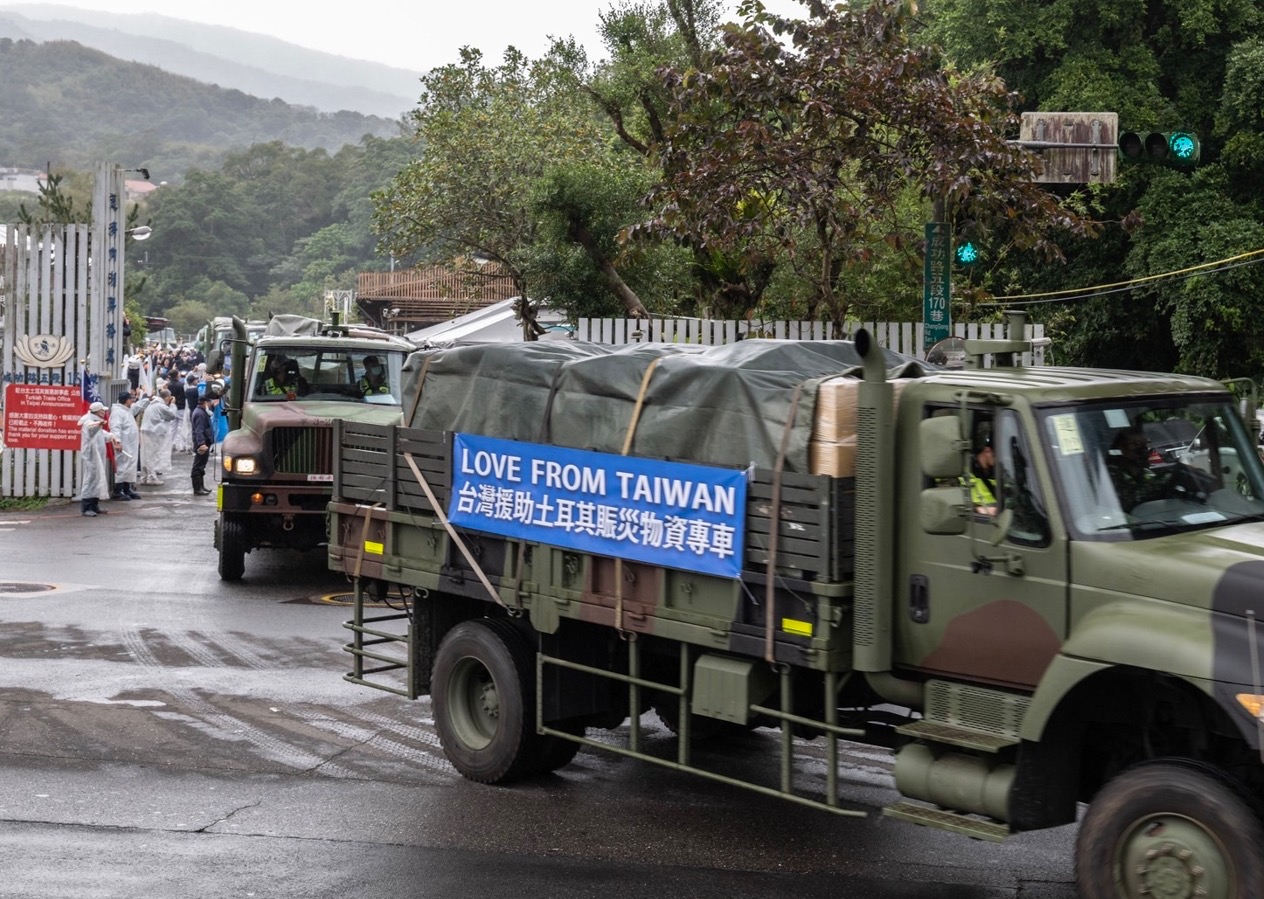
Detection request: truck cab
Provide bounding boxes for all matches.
[214,315,413,580]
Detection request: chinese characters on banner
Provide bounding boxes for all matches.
[448,433,748,579]
[923,222,951,349]
[2,384,85,450]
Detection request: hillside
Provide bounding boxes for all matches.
[0,4,421,118]
[0,37,404,179]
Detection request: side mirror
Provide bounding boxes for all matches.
[920,485,968,535]
[921,415,966,478]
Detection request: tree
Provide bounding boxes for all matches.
[373,45,651,331]
[165,299,215,337]
[637,0,1093,328]
[925,0,1264,377]
[572,0,744,316]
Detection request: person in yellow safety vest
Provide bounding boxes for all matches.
[963,424,998,516]
[262,357,305,398]
[358,355,389,396]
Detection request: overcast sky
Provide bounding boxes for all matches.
[6,1,801,71]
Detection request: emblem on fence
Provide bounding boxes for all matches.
[13,334,76,368]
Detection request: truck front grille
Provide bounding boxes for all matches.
[270,426,333,475]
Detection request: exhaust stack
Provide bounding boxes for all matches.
[853,329,894,672]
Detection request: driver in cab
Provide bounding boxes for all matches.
[358,355,389,397]
[1108,426,1160,511]
[261,356,307,399]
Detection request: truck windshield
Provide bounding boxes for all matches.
[1038,394,1264,539]
[252,348,405,404]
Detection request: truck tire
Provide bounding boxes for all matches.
[432,619,540,785]
[218,514,247,581]
[533,720,584,774]
[1075,759,1264,899]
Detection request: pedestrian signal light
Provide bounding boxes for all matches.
[1118,131,1200,168]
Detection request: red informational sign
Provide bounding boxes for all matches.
[2,384,85,451]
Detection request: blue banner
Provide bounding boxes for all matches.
[449,433,748,579]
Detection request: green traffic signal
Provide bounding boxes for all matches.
[955,241,979,266]
[1168,132,1199,164]
[1118,130,1200,167]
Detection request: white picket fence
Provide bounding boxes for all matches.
[1,225,93,498]
[574,318,1046,364]
[1,164,131,498]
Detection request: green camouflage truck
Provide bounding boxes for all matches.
[328,312,1264,897]
[215,314,414,580]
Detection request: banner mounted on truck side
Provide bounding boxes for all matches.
[449,433,748,579]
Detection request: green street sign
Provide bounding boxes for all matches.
[924,222,951,349]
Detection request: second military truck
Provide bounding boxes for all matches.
[215,314,413,580]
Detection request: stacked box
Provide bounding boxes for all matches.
[809,378,911,477]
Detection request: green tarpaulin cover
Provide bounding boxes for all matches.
[401,339,925,472]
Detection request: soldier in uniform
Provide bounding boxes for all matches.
[963,423,998,516]
[358,355,389,396]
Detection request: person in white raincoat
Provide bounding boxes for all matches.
[78,402,118,517]
[139,389,177,485]
[109,391,142,500]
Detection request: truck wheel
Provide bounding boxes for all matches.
[432,619,540,784]
[533,720,584,774]
[218,514,247,581]
[1076,759,1264,899]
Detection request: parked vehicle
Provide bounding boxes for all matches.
[329,311,1264,897]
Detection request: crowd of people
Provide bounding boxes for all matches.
[76,344,230,517]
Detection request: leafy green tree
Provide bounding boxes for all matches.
[165,299,215,337]
[329,135,419,272]
[374,45,650,332]
[924,0,1264,377]
[640,0,1092,327]
[568,0,736,316]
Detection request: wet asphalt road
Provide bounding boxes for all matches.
[0,453,1078,898]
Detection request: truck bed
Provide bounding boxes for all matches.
[328,421,858,671]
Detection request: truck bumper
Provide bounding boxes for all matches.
[218,481,330,550]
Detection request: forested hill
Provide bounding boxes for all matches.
[0,38,404,179]
[0,4,421,119]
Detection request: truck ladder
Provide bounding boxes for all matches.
[343,579,423,699]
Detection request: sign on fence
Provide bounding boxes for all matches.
[448,433,748,579]
[2,385,83,450]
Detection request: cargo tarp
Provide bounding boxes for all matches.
[400,339,925,472]
[264,314,323,338]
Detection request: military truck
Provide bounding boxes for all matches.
[215,314,414,580]
[200,316,268,373]
[327,311,1264,897]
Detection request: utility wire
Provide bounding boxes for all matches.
[983,246,1264,306]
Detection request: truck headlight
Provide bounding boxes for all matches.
[224,455,259,475]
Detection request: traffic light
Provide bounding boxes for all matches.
[1118,130,1200,167]
[955,241,979,267]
